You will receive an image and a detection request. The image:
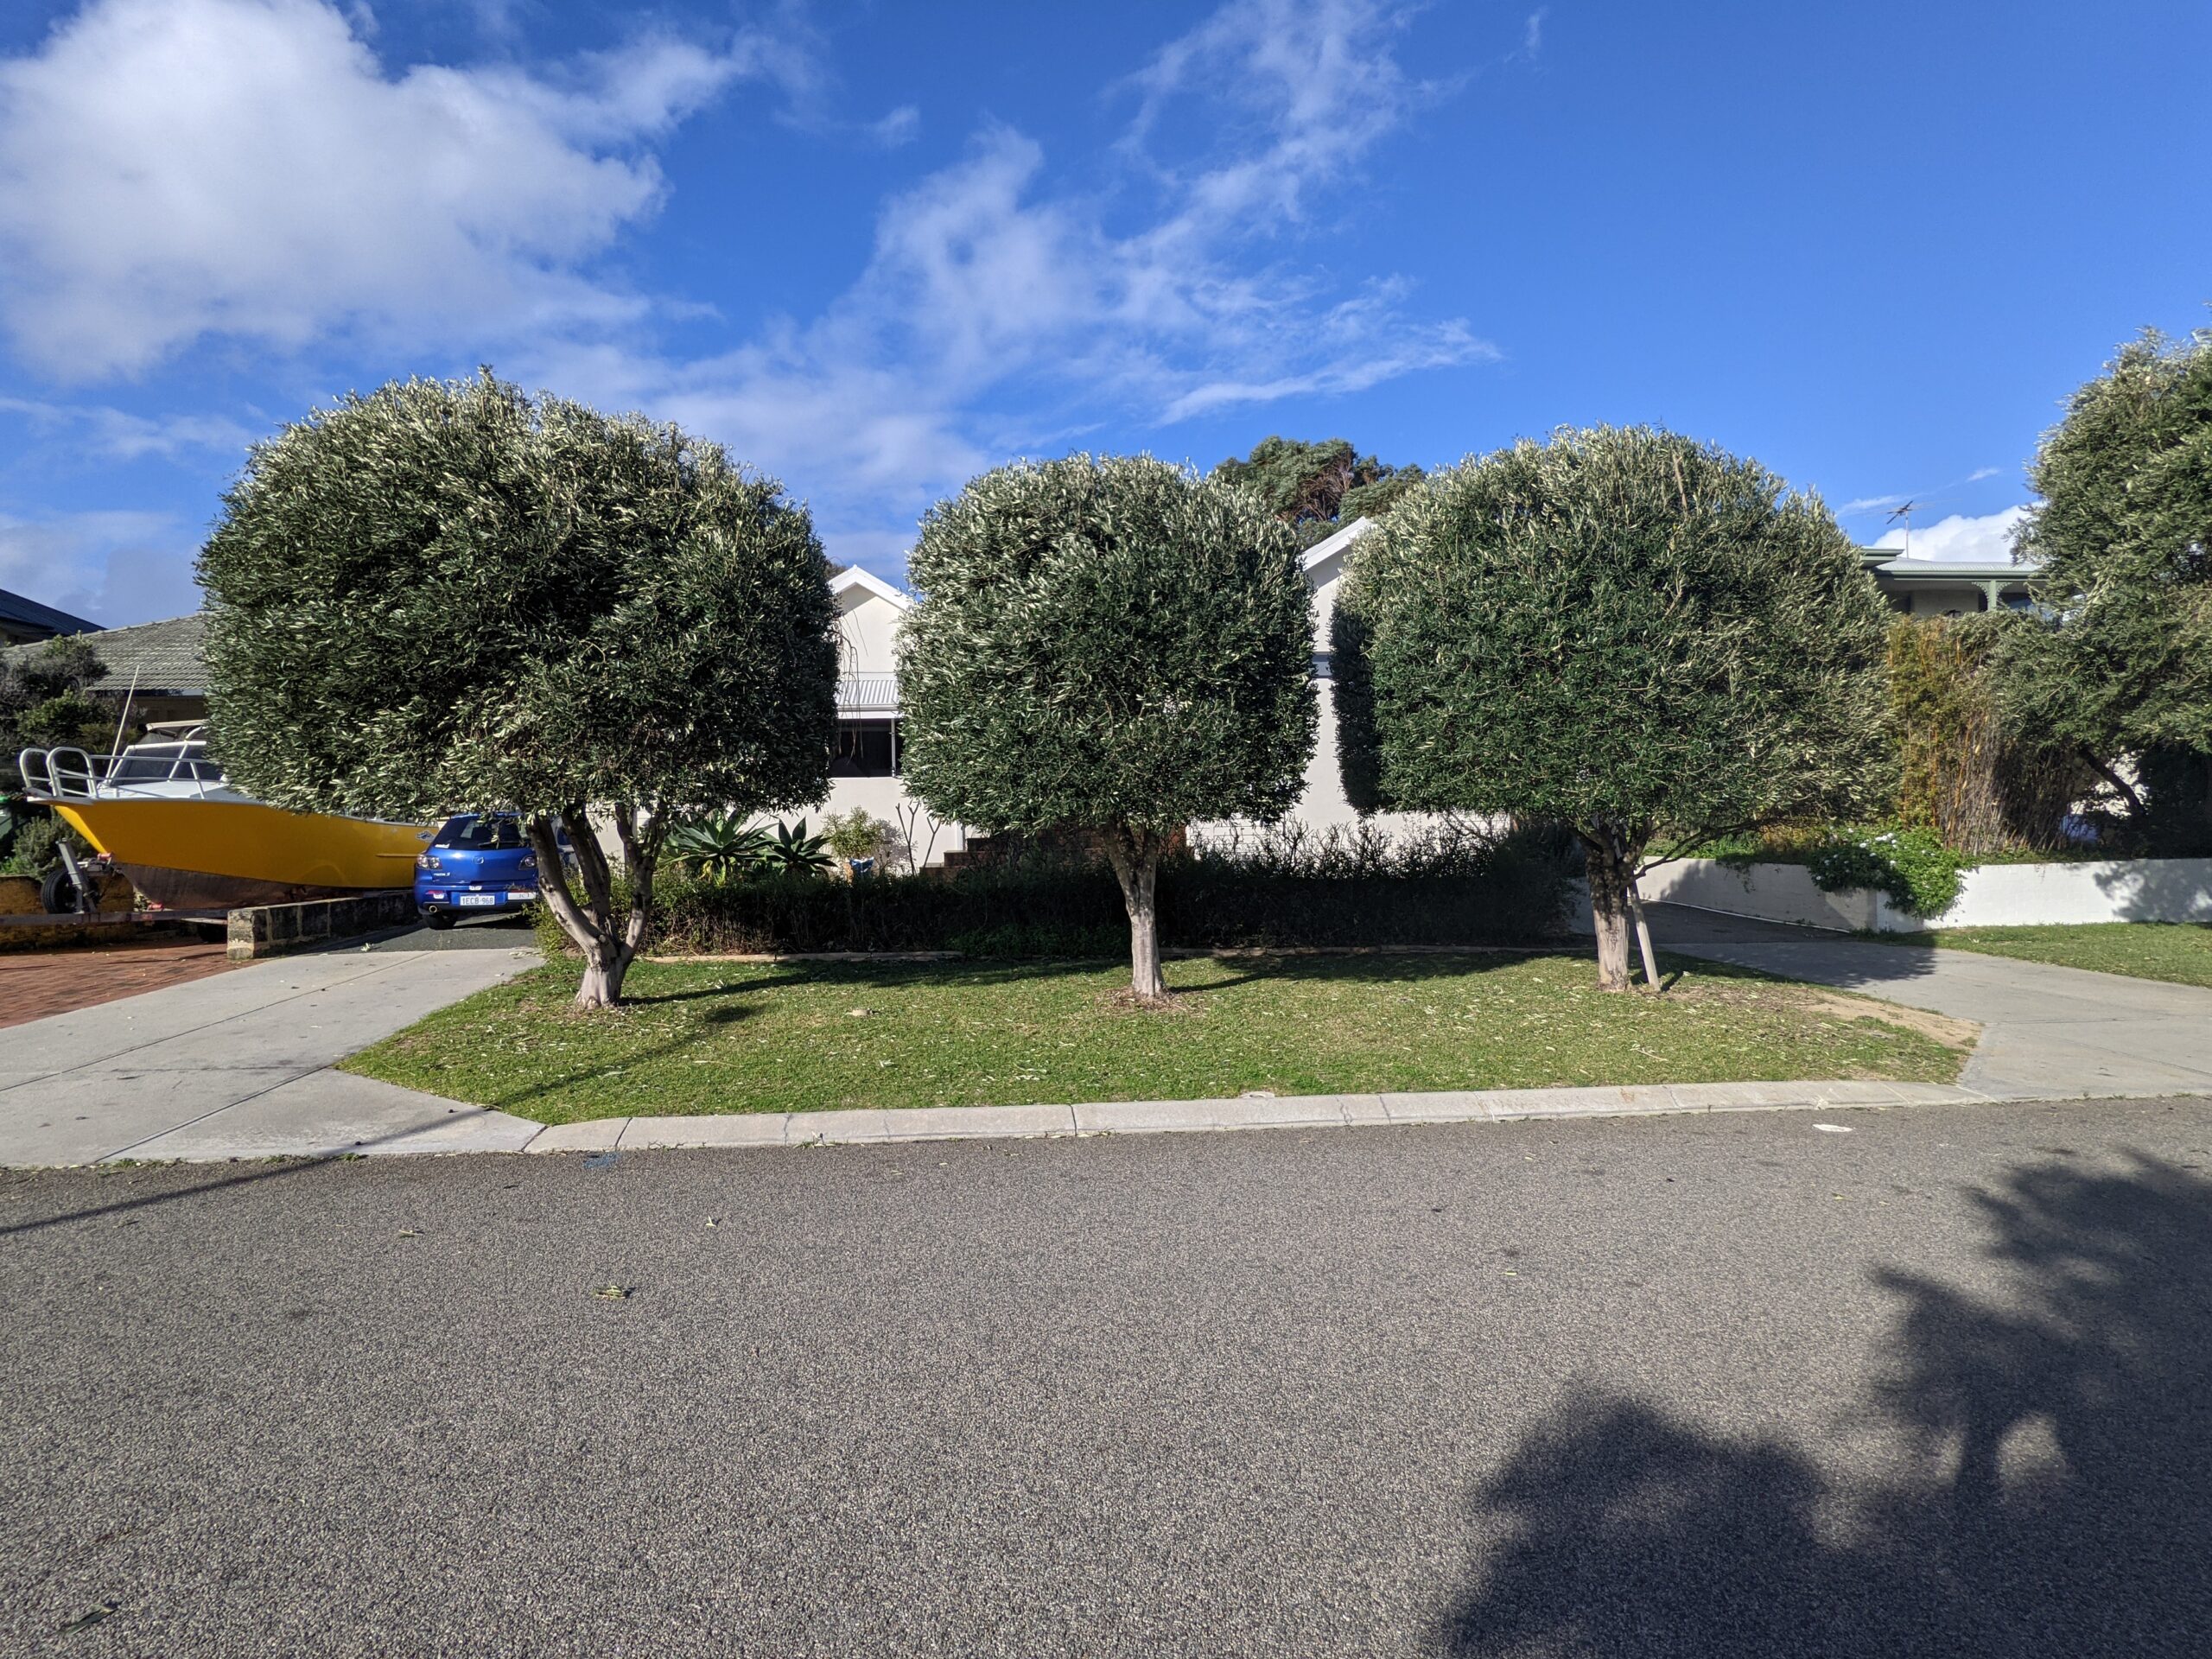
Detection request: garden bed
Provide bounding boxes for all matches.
[571,828,1575,958]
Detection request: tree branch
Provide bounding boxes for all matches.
[528,813,600,952]
[2080,747,2148,821]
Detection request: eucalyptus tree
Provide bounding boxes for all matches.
[199,372,838,1008]
[1334,425,1891,990]
[897,454,1316,998]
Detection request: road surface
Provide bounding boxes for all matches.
[5,1094,2209,1656]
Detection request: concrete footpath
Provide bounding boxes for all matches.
[0,911,2206,1166]
[1646,904,2212,1097]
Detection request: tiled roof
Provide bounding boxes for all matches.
[4,612,207,693]
[0,586,101,640]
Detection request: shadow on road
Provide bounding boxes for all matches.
[1438,1152,2212,1656]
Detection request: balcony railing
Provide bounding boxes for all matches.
[836,673,899,714]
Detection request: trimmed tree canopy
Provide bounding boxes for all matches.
[1336,424,1891,988]
[896,454,1316,994]
[2001,328,2212,847]
[198,372,838,1006]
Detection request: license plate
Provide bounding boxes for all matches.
[506,890,538,902]
[456,893,500,907]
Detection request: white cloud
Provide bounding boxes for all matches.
[0,509,201,625]
[1874,505,2032,563]
[536,1,1487,562]
[868,105,921,147]
[0,0,776,378]
[0,396,250,461]
[1522,9,1548,58]
[1,0,1485,586]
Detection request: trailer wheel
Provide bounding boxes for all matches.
[39,867,83,915]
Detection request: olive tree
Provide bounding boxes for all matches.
[1999,328,2212,848]
[896,454,1315,998]
[1334,425,1891,991]
[199,372,838,1008]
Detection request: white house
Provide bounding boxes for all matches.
[818,518,1379,862]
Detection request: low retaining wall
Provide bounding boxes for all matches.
[1631,856,2212,933]
[226,890,416,960]
[0,871,141,950]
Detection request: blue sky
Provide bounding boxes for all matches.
[1,0,2208,626]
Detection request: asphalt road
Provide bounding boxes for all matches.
[4,1097,2209,1657]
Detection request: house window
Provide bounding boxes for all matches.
[832,719,899,776]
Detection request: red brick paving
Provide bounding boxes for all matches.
[0,936,238,1028]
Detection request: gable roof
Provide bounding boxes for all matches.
[1300,515,1377,580]
[5,612,207,693]
[830,566,912,610]
[0,586,101,642]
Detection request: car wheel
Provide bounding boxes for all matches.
[425,912,458,931]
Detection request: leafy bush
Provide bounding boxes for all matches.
[1804,824,1967,918]
[821,808,893,863]
[0,811,89,877]
[541,820,1573,959]
[1887,615,2083,854]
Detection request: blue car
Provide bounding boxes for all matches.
[415,814,546,928]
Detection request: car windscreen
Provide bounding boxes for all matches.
[434,817,527,851]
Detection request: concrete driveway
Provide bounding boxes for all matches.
[1646,905,2212,1097]
[0,931,538,1166]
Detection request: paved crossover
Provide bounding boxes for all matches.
[1648,904,2212,1097]
[0,938,536,1165]
[3,1096,2207,1655]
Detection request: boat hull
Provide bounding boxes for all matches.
[53,798,435,907]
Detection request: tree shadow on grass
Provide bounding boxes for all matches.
[723,949,1592,1002]
[1438,1153,2212,1657]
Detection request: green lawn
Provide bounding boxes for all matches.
[343,951,1968,1124]
[1885,921,2212,988]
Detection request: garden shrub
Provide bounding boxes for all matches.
[1886,615,2082,855]
[540,819,1574,958]
[1804,824,1967,918]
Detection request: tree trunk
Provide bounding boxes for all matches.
[1580,826,1636,993]
[1104,826,1167,1000]
[528,804,659,1011]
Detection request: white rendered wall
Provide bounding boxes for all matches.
[1632,856,2212,932]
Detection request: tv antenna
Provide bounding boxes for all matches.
[1887,499,1921,558]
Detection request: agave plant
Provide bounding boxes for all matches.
[667,811,771,885]
[758,817,834,876]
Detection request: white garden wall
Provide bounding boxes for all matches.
[1627,856,2212,933]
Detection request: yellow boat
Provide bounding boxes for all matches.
[21,725,435,910]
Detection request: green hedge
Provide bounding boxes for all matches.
[543,823,1573,957]
[1699,821,1967,918]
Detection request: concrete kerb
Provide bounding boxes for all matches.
[503,1077,2068,1158]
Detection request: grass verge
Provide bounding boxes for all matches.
[1877,922,2212,988]
[341,951,1970,1124]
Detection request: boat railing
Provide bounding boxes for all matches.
[17,744,226,803]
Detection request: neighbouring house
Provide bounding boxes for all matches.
[822,566,971,867]
[0,587,100,646]
[826,518,1382,862]
[3,612,208,726]
[1861,548,2037,617]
